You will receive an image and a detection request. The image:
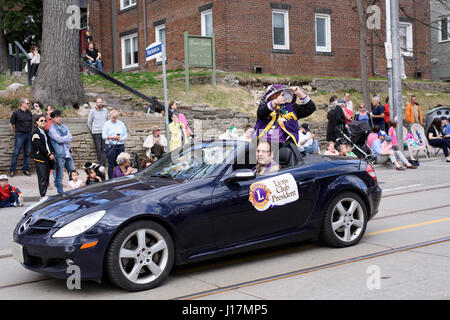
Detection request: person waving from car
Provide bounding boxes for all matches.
[253,84,316,165]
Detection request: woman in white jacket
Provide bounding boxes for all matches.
[28,45,40,80]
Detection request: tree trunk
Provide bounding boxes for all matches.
[31,0,86,107]
[356,0,372,111]
[0,8,9,73]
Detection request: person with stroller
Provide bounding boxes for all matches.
[327,99,348,143]
[371,131,417,170]
[253,84,316,166]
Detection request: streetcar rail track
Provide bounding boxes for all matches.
[0,184,449,292]
[1,235,449,293]
[171,236,450,300]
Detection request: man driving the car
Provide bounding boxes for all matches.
[253,141,280,176]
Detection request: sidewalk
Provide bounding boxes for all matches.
[6,170,89,202]
[5,150,440,203]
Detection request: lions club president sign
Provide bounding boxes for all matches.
[249,173,299,212]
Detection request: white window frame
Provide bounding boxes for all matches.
[315,14,332,53]
[121,33,139,69]
[399,22,413,57]
[120,0,137,11]
[439,16,450,43]
[272,10,290,50]
[201,9,213,37]
[155,24,166,63]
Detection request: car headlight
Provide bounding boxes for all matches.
[52,210,106,238]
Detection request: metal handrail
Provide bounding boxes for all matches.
[9,41,32,86]
[79,60,158,107]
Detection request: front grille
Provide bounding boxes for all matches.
[19,219,56,236]
[32,219,56,229]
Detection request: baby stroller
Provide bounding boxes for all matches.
[337,121,376,164]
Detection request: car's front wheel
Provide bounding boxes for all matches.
[105,220,174,291]
[321,192,368,248]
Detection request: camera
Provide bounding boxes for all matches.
[283,89,294,102]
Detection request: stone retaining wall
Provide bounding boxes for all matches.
[0,116,166,173]
[312,78,450,94]
[0,108,256,174]
[0,107,329,174]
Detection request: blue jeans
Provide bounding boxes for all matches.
[106,144,124,179]
[303,140,320,154]
[10,132,31,173]
[0,193,18,208]
[428,138,450,157]
[89,59,103,72]
[54,157,75,194]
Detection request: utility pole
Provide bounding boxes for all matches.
[390,0,404,150]
[385,0,394,119]
[162,43,170,145]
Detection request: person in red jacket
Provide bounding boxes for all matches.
[0,174,23,208]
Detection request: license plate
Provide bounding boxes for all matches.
[11,242,24,264]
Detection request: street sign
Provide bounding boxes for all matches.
[145,42,162,61]
[145,41,170,143]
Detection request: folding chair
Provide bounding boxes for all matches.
[403,126,428,159]
[411,123,442,157]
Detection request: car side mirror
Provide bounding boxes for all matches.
[224,169,256,184]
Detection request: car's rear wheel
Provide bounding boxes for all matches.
[321,192,368,248]
[105,220,174,291]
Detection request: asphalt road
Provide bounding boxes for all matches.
[0,157,449,300]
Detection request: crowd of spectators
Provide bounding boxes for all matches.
[4,88,450,204]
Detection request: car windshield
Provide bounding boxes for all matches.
[137,141,238,181]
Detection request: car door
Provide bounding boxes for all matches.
[210,165,320,248]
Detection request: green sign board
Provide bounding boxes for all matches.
[184,32,216,91]
[188,36,213,67]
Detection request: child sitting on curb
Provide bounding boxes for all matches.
[0,174,24,208]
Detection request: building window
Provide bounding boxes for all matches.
[120,0,137,11]
[440,17,449,42]
[155,24,166,63]
[201,9,213,37]
[272,10,289,50]
[399,22,413,57]
[121,33,138,69]
[315,14,331,53]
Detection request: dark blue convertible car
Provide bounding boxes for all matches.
[12,140,381,291]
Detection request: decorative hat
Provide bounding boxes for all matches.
[262,84,289,102]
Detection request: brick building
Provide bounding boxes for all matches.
[86,0,432,79]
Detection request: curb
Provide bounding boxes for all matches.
[23,196,41,203]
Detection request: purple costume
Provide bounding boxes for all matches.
[253,84,316,146]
